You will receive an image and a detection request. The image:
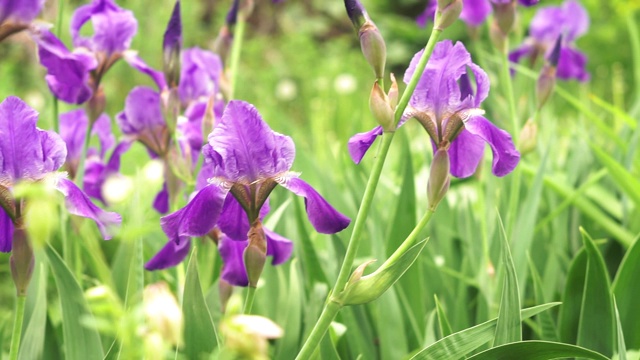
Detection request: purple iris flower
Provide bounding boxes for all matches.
[509,0,589,82]
[31,0,137,105]
[0,96,121,252]
[349,40,520,178]
[417,0,535,28]
[145,101,350,280]
[60,109,130,204]
[0,0,45,41]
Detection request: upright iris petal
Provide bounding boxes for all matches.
[0,96,121,253]
[510,0,589,81]
[70,0,138,55]
[348,40,519,178]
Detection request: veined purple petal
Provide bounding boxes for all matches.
[265,229,293,265]
[70,0,138,55]
[55,178,122,239]
[145,238,191,270]
[447,128,485,178]
[123,52,167,90]
[218,236,249,286]
[277,173,350,234]
[160,183,229,243]
[196,161,215,191]
[347,126,383,164]
[0,97,67,184]
[178,47,222,104]
[117,86,164,135]
[32,28,97,104]
[0,0,44,24]
[153,183,169,214]
[464,116,520,176]
[0,208,13,252]
[204,100,295,183]
[557,46,589,82]
[218,195,271,241]
[460,0,492,27]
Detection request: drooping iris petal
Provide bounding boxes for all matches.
[447,128,486,178]
[153,183,169,214]
[218,195,271,241]
[277,173,350,234]
[55,178,122,239]
[178,48,223,104]
[70,0,138,55]
[160,183,229,243]
[264,229,293,265]
[556,46,589,82]
[463,116,520,176]
[0,96,67,184]
[0,0,44,24]
[218,236,249,287]
[59,109,88,164]
[347,126,383,164]
[116,87,165,151]
[203,100,295,183]
[145,238,191,270]
[123,52,167,90]
[0,208,13,252]
[31,28,97,104]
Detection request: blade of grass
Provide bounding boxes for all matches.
[467,341,609,360]
[612,234,640,349]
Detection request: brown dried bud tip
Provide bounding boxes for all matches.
[243,220,267,288]
[427,149,450,211]
[369,81,394,131]
[435,0,462,31]
[359,21,387,80]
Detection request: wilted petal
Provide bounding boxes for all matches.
[347,126,383,164]
[264,229,293,265]
[0,96,67,184]
[447,128,485,178]
[464,116,520,176]
[145,238,191,270]
[161,183,229,243]
[460,0,492,27]
[32,28,97,104]
[277,173,350,234]
[218,236,249,287]
[557,46,589,82]
[153,183,169,214]
[0,208,13,252]
[55,178,122,239]
[123,52,167,90]
[70,0,138,54]
[178,47,222,104]
[204,100,295,182]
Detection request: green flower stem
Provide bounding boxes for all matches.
[243,286,257,314]
[296,26,444,360]
[9,295,26,360]
[385,209,434,265]
[227,16,247,100]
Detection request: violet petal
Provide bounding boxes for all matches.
[347,126,383,164]
[265,228,293,265]
[464,116,520,176]
[145,238,191,270]
[447,128,486,178]
[218,236,249,287]
[0,208,13,252]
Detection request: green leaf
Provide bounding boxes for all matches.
[526,255,557,341]
[612,235,640,350]
[319,332,342,360]
[590,144,640,206]
[18,263,47,360]
[183,249,220,358]
[589,94,636,129]
[341,239,428,305]
[494,215,521,346]
[614,298,627,360]
[409,303,560,360]
[45,245,104,360]
[466,340,610,360]
[274,259,303,359]
[558,250,587,345]
[292,198,329,287]
[577,228,615,357]
[377,289,408,359]
[434,295,452,338]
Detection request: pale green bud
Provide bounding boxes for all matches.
[518,120,538,155]
[427,149,450,211]
[435,0,463,31]
[359,21,387,80]
[369,82,394,131]
[492,1,516,35]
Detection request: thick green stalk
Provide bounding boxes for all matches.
[385,210,434,265]
[227,17,246,99]
[9,295,26,360]
[243,286,256,314]
[296,27,444,360]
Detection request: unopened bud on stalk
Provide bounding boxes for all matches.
[536,37,561,110]
[10,228,34,297]
[489,21,507,53]
[163,1,182,89]
[388,73,398,108]
[492,1,516,35]
[434,0,462,31]
[518,119,538,155]
[369,82,394,131]
[243,220,267,288]
[427,149,450,211]
[344,0,387,80]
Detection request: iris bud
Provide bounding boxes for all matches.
[359,21,387,80]
[427,149,450,211]
[10,228,34,297]
[518,119,538,155]
[435,0,463,31]
[388,73,398,109]
[163,1,182,89]
[492,1,516,35]
[244,221,267,288]
[369,82,394,131]
[536,37,561,110]
[489,21,507,53]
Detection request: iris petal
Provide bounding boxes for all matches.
[464,116,520,177]
[219,236,249,287]
[347,126,383,164]
[0,208,13,253]
[145,238,191,270]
